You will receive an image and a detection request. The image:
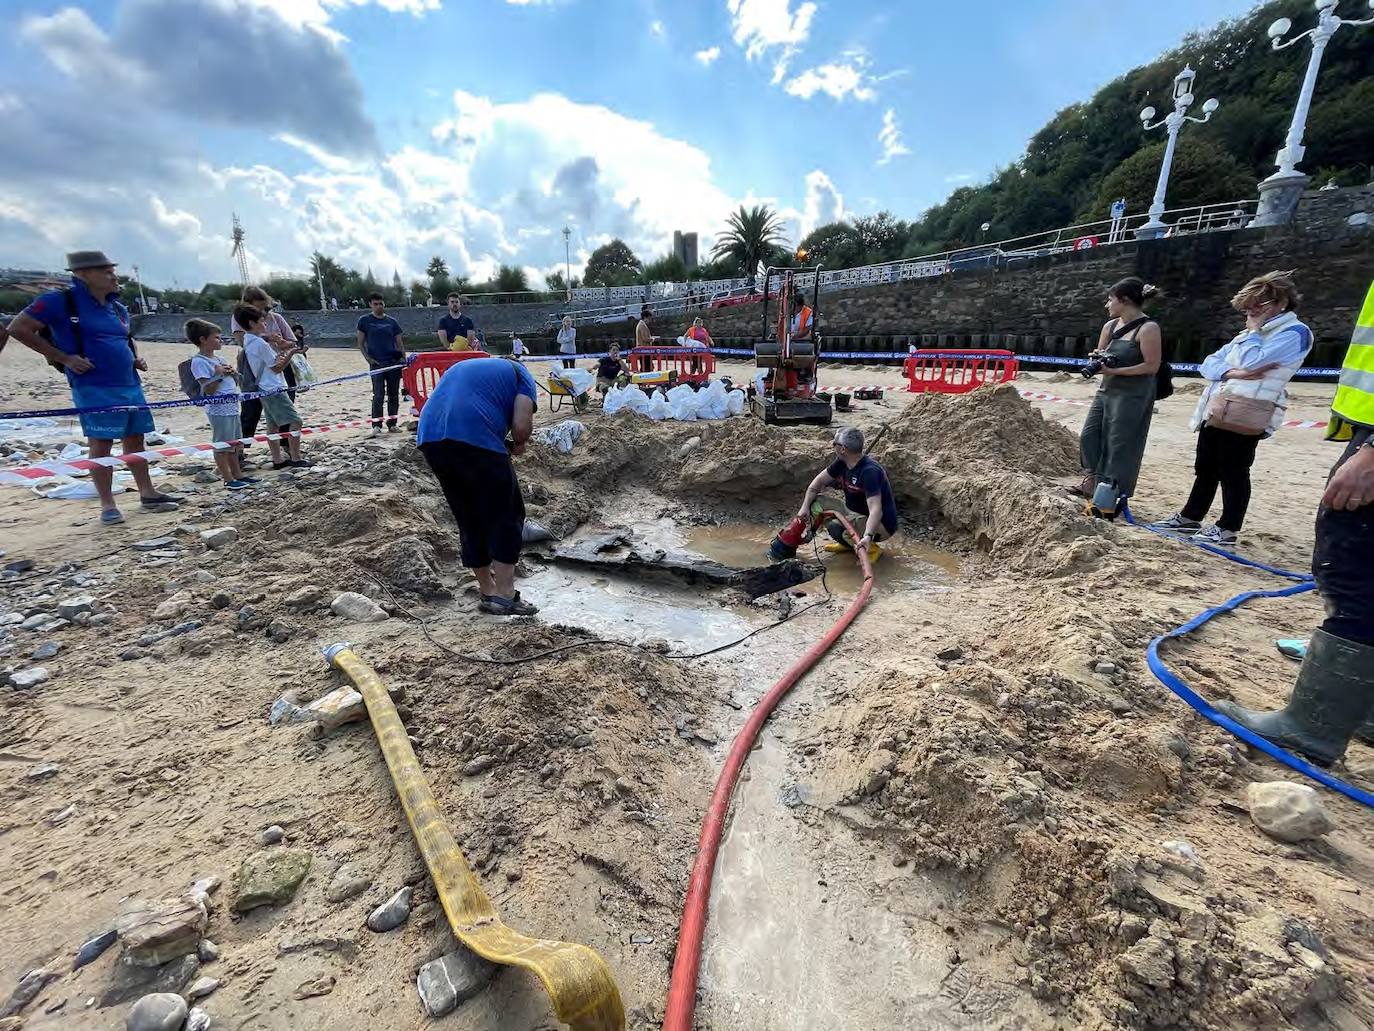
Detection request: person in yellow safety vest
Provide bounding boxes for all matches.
[1215,280,1374,766]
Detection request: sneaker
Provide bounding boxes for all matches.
[371,428,382,437]
[1148,513,1201,535]
[140,491,185,505]
[100,508,125,525]
[387,424,401,434]
[1195,524,1238,545]
[239,476,261,484]
[225,479,251,491]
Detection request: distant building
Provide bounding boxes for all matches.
[672,231,698,271]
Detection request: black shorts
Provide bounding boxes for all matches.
[420,440,526,568]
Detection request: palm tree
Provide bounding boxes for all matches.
[426,255,449,279]
[710,205,788,282]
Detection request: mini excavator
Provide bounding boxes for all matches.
[751,265,832,426]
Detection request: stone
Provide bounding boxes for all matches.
[1094,660,1118,675]
[199,527,238,551]
[185,976,219,1001]
[73,927,118,969]
[266,620,292,644]
[30,641,60,660]
[463,755,497,776]
[415,947,497,1017]
[114,895,208,967]
[152,595,192,621]
[292,976,336,1000]
[366,886,413,932]
[186,1007,212,1031]
[10,667,50,689]
[285,585,327,608]
[19,613,52,631]
[26,762,60,781]
[101,954,199,1008]
[55,594,95,620]
[3,559,35,573]
[1118,935,1176,988]
[125,992,187,1031]
[197,939,220,963]
[259,825,285,845]
[1,968,56,1019]
[572,733,593,749]
[232,849,311,912]
[330,592,388,623]
[1246,781,1335,843]
[693,729,719,746]
[209,593,232,610]
[300,686,366,732]
[132,538,177,552]
[325,862,372,903]
[935,644,963,661]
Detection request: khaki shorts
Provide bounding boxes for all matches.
[261,393,301,428]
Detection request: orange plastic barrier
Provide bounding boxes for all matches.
[627,346,716,386]
[902,349,1018,394]
[403,350,491,414]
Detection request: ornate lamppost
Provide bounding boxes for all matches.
[1135,65,1219,239]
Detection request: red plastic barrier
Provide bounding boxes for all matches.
[903,348,1018,394]
[627,345,716,386]
[402,350,490,414]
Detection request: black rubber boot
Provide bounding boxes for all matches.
[1213,629,1374,767]
[1357,715,1374,748]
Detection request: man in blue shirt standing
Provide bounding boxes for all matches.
[5,250,182,525]
[417,356,539,616]
[355,292,406,434]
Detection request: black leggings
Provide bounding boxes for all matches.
[371,367,402,428]
[562,357,576,369]
[420,440,525,568]
[1181,425,1262,532]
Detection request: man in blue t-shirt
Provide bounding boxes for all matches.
[436,293,476,351]
[4,250,182,525]
[796,425,899,563]
[417,357,539,616]
[355,292,406,433]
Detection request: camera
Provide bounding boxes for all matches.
[1080,352,1122,378]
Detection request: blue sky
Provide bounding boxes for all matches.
[0,0,1259,289]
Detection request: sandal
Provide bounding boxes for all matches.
[100,508,125,525]
[478,595,538,616]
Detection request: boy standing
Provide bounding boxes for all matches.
[236,304,309,468]
[186,318,252,489]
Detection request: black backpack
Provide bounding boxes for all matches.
[40,288,137,374]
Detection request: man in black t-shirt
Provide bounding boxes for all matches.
[796,425,899,562]
[595,345,628,395]
[437,293,476,350]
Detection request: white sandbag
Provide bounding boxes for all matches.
[620,385,652,414]
[551,368,595,394]
[666,384,701,421]
[533,419,586,454]
[726,388,746,416]
[602,386,631,414]
[646,391,673,421]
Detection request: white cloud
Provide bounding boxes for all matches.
[650,19,665,38]
[275,133,362,173]
[239,0,440,37]
[695,46,721,66]
[944,172,975,184]
[727,0,816,60]
[798,169,845,237]
[877,109,910,165]
[20,8,150,92]
[785,60,876,102]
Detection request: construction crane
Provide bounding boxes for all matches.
[230,213,249,286]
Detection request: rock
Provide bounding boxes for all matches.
[292,976,336,1000]
[366,887,413,932]
[132,538,177,552]
[1094,660,1118,675]
[186,1007,212,1031]
[196,939,219,963]
[285,585,327,608]
[330,592,388,623]
[259,825,285,845]
[189,874,220,898]
[19,613,52,631]
[101,954,200,1009]
[538,763,558,781]
[3,559,35,573]
[114,895,208,967]
[26,762,60,781]
[232,849,311,912]
[1,968,56,1019]
[209,593,232,610]
[126,992,187,1031]
[1118,935,1176,988]
[415,946,497,1017]
[463,755,497,777]
[10,667,50,689]
[677,436,702,458]
[935,644,963,661]
[185,976,219,1001]
[73,927,118,969]
[55,595,94,620]
[325,862,372,904]
[198,527,238,550]
[693,729,719,746]
[47,803,75,826]
[1247,781,1334,842]
[152,595,193,621]
[300,686,366,732]
[572,733,593,749]
[269,693,302,725]
[30,641,60,661]
[266,620,292,644]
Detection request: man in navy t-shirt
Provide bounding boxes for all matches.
[355,292,406,432]
[796,425,899,562]
[418,357,539,616]
[436,293,476,351]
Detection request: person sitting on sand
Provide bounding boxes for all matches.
[596,345,628,396]
[794,426,898,563]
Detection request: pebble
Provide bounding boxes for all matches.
[366,887,413,933]
[1246,780,1335,842]
[572,733,593,749]
[259,825,285,846]
[3,559,35,573]
[185,976,219,1001]
[54,595,93,621]
[131,538,177,552]
[330,592,388,623]
[325,862,373,903]
[209,593,232,610]
[463,755,497,777]
[10,667,50,689]
[1094,660,1118,675]
[26,762,60,781]
[693,729,719,746]
[1,968,56,1019]
[47,804,75,826]
[30,641,60,660]
[232,849,311,912]
[186,1007,212,1031]
[199,527,238,551]
[124,992,186,1031]
[935,644,963,661]
[19,613,52,631]
[538,763,558,781]
[416,947,496,1017]
[73,928,118,969]
[196,939,220,963]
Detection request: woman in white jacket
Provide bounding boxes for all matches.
[556,315,577,369]
[1151,271,1312,544]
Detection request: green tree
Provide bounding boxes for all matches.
[851,211,910,263]
[310,253,348,303]
[1086,137,1253,218]
[426,255,449,279]
[641,253,688,284]
[583,239,643,287]
[495,265,530,293]
[797,222,864,268]
[710,205,788,280]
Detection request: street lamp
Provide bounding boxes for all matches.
[561,226,572,300]
[131,264,149,312]
[980,221,991,242]
[1250,0,1374,226]
[1135,65,1219,240]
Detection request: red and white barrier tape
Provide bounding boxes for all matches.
[1016,387,1328,430]
[0,417,392,485]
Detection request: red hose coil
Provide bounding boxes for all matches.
[662,512,875,1030]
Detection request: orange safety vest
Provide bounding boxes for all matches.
[781,304,812,340]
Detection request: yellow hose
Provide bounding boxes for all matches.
[325,644,626,1031]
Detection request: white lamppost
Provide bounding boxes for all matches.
[131,264,149,312]
[1250,0,1374,227]
[561,226,572,300]
[1135,65,1219,239]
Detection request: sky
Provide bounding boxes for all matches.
[0,0,1261,291]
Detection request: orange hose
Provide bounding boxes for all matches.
[662,512,875,1031]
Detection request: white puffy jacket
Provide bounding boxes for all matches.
[1189,311,1313,437]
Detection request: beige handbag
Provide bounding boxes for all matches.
[1205,392,1276,435]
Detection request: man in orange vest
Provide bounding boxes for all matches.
[777,289,812,343]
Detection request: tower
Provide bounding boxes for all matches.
[230,213,249,286]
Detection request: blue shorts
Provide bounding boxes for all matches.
[70,383,156,441]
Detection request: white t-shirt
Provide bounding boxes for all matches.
[244,332,287,393]
[190,353,239,415]
[512,337,525,356]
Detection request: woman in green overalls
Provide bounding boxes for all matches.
[1078,278,1162,515]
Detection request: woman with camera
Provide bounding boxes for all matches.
[1150,271,1311,544]
[1078,277,1163,516]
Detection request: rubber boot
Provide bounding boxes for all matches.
[1213,629,1374,767]
[822,519,851,553]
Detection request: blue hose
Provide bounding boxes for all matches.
[1120,503,1313,583]
[1147,583,1374,808]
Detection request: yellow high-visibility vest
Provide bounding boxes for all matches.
[1327,280,1374,441]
